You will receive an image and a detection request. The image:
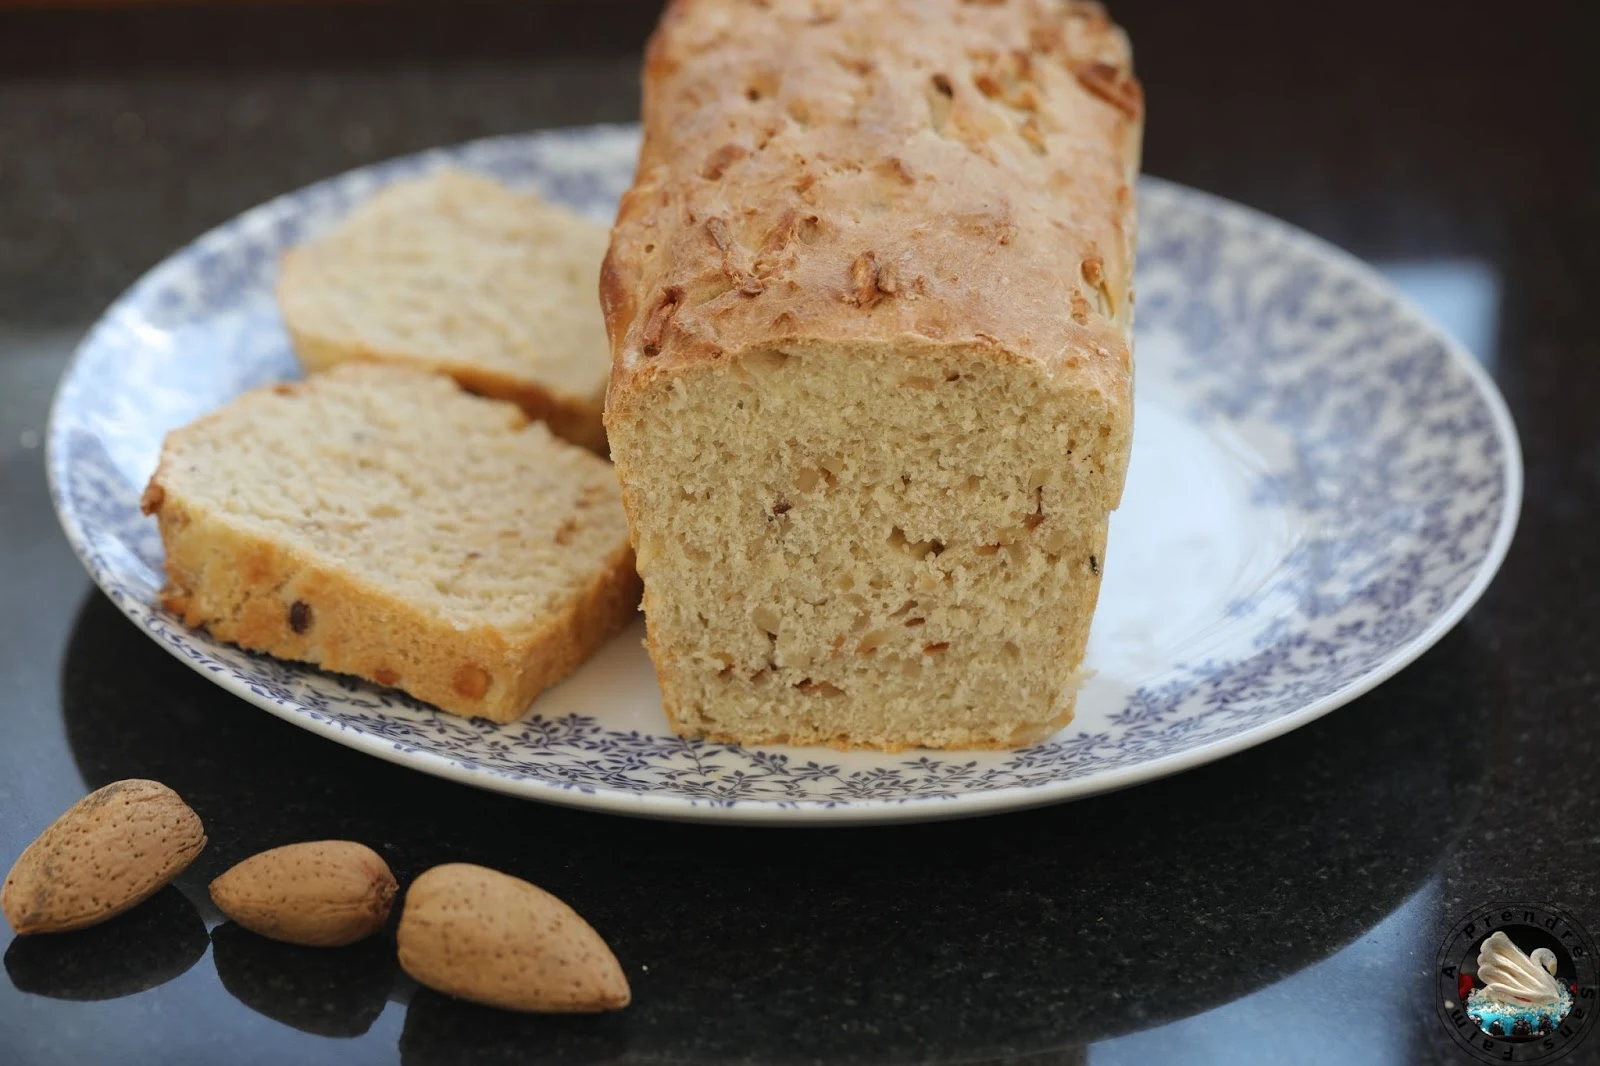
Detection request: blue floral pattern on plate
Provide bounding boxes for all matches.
[45,125,1520,824]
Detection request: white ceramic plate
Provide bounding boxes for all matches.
[47,124,1520,824]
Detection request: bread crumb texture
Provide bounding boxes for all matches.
[604,0,1141,749]
[142,364,640,722]
[279,169,614,452]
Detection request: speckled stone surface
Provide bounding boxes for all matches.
[2,1,1598,1064]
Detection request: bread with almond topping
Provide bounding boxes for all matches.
[601,0,1141,749]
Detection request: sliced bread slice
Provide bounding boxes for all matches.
[277,169,613,453]
[141,364,640,722]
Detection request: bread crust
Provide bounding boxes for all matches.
[604,0,1140,442]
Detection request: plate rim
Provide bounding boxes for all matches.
[45,124,1524,825]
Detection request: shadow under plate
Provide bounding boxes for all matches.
[44,589,1496,1063]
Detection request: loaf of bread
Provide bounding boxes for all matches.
[141,365,640,722]
[278,170,613,453]
[602,0,1141,749]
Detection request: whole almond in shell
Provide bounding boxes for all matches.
[2,779,206,935]
[397,863,630,1013]
[210,840,397,947]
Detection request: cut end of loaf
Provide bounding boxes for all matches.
[608,343,1127,750]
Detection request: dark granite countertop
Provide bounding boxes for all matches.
[2,1,1597,1063]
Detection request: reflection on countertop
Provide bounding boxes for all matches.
[29,588,1495,1064]
[4,0,1598,1060]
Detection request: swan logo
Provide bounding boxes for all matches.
[1437,903,1598,1063]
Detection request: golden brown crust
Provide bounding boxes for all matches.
[141,457,640,724]
[604,0,1141,423]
